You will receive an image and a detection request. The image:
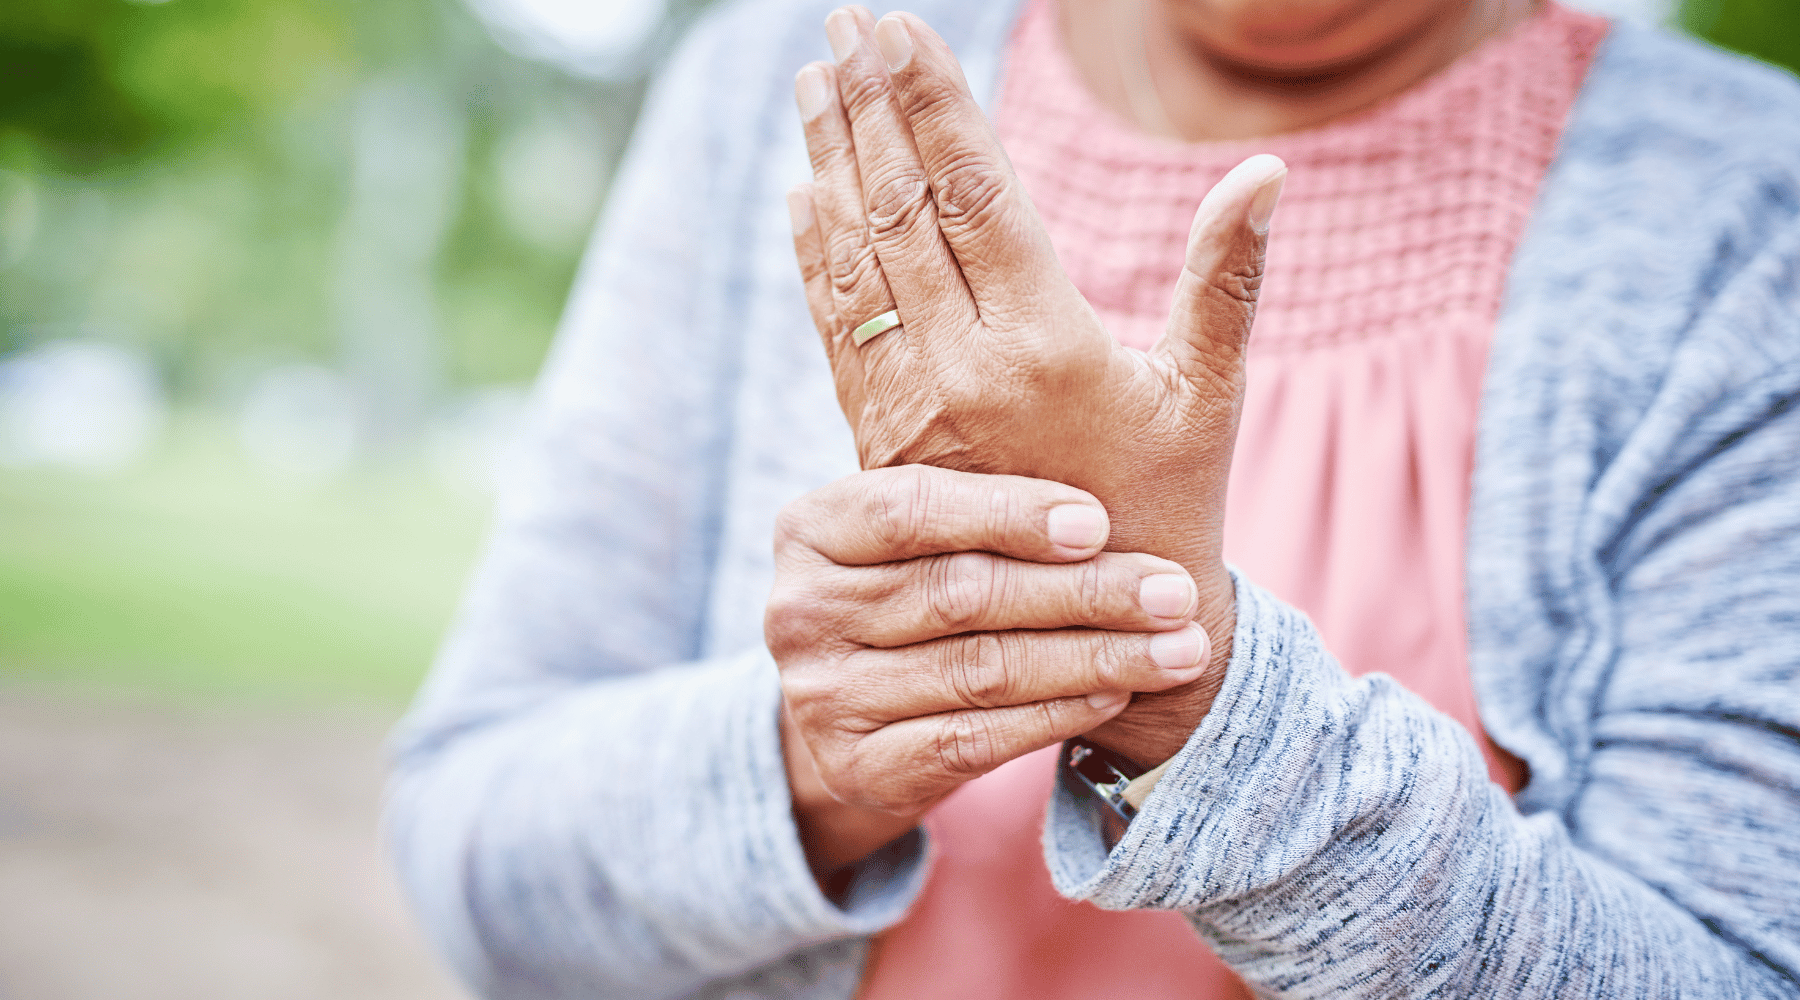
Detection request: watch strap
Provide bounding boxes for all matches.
[1065,738,1147,822]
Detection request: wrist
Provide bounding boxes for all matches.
[1084,587,1235,770]
[780,704,922,889]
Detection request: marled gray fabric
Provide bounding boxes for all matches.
[384,0,1800,996]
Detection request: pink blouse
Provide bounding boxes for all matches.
[857,3,1607,997]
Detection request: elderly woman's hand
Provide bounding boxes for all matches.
[768,465,1209,876]
[787,8,1284,767]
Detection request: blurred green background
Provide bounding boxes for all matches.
[0,0,1795,710]
[0,0,672,706]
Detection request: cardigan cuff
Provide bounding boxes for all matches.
[1042,568,1344,911]
[691,651,931,942]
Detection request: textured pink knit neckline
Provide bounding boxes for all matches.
[857,4,1607,998]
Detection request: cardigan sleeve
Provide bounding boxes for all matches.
[382,7,927,998]
[1042,193,1800,998]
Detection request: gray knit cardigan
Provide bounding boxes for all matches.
[386,0,1800,996]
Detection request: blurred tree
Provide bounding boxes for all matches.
[0,7,155,173]
[1,0,367,174]
[1683,0,1800,76]
[0,0,638,410]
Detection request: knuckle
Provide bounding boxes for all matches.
[1199,253,1267,308]
[925,551,999,632]
[932,153,1013,239]
[943,632,1018,709]
[899,75,961,125]
[935,710,1001,777]
[836,67,891,119]
[979,483,1018,542]
[762,581,828,654]
[868,466,936,552]
[900,80,975,152]
[772,497,814,555]
[778,669,834,723]
[826,229,882,298]
[864,168,934,244]
[1075,558,1109,618]
[1091,634,1130,688]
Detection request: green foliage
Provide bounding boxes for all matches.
[2,0,368,174]
[0,0,635,392]
[1683,0,1800,77]
[2,2,155,173]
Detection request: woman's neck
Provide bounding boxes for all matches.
[1059,0,1541,141]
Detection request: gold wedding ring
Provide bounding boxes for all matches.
[852,309,902,347]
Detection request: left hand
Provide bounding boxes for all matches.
[786,7,1286,767]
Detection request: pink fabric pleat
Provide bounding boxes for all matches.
[856,4,1605,997]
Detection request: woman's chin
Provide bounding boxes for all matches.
[1161,0,1459,77]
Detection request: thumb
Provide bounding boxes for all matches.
[1152,154,1286,391]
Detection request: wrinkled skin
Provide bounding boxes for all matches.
[768,466,1211,876]
[786,7,1287,769]
[768,0,1528,883]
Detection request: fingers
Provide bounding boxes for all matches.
[794,54,902,360]
[817,550,1199,647]
[821,8,979,339]
[773,465,1110,567]
[789,183,870,414]
[780,613,1213,814]
[787,185,838,359]
[766,547,1198,663]
[1152,154,1287,393]
[824,624,1211,725]
[869,13,1071,314]
[812,691,1130,813]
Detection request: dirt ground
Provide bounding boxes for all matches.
[0,688,468,1000]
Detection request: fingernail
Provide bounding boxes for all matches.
[795,64,831,121]
[786,188,813,236]
[1148,625,1207,670]
[1139,574,1196,619]
[1046,504,1106,550]
[1248,167,1287,235]
[875,16,913,70]
[825,9,859,62]
[1087,690,1130,712]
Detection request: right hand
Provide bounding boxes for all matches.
[767,465,1212,878]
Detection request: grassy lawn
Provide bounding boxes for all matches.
[0,418,489,708]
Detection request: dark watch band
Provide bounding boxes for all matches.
[1065,737,1146,822]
